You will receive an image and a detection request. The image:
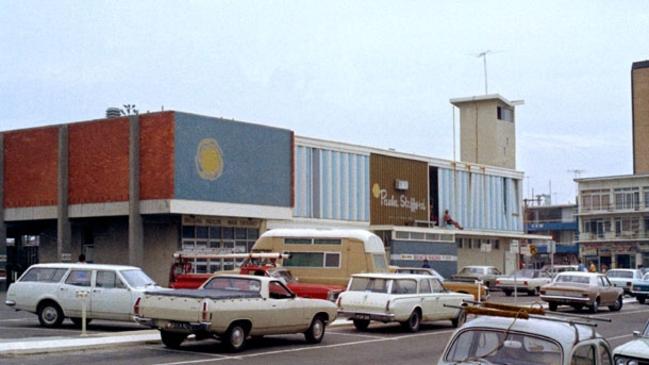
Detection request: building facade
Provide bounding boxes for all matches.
[526,204,579,266]
[633,60,649,174]
[576,175,649,269]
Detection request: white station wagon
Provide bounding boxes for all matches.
[337,273,472,332]
[5,263,161,327]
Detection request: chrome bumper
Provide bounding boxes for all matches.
[337,310,396,322]
[4,300,16,307]
[133,316,211,332]
[540,295,591,303]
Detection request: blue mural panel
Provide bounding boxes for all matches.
[174,112,292,206]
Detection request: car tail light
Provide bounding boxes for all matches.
[133,297,142,316]
[201,301,209,321]
[496,280,500,285]
[523,281,528,286]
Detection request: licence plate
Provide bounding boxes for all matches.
[167,321,191,330]
[354,314,370,320]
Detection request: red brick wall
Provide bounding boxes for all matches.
[69,118,130,204]
[140,112,175,200]
[3,127,59,207]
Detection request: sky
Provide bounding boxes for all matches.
[1,1,648,205]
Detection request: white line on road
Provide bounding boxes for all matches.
[150,329,456,365]
[145,346,233,358]
[0,326,99,334]
[0,317,33,322]
[326,331,384,339]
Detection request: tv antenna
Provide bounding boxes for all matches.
[474,50,502,94]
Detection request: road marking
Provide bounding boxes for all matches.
[606,333,633,342]
[0,317,33,322]
[145,346,232,358]
[150,329,455,365]
[327,331,384,339]
[0,326,99,334]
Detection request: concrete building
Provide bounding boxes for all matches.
[576,174,649,269]
[450,94,522,170]
[2,96,548,285]
[526,204,579,266]
[633,60,649,174]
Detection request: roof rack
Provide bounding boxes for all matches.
[444,300,613,343]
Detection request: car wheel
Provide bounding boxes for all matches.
[71,318,92,328]
[451,309,466,328]
[224,323,248,352]
[589,298,599,313]
[548,302,558,312]
[160,330,186,349]
[38,302,64,328]
[503,290,512,297]
[637,295,646,304]
[400,310,421,332]
[608,296,623,312]
[305,316,326,344]
[352,319,370,331]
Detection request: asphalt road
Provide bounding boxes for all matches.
[2,292,648,365]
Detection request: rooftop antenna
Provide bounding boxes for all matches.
[567,169,586,204]
[473,50,503,95]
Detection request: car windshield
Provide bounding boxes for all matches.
[643,273,649,281]
[203,277,261,294]
[458,267,483,275]
[445,329,562,365]
[607,270,634,278]
[554,275,590,284]
[348,277,389,293]
[512,269,537,278]
[121,269,156,288]
[269,269,296,283]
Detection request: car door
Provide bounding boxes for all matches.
[57,269,93,318]
[601,276,618,305]
[266,280,306,331]
[418,278,438,320]
[90,270,133,321]
[431,278,458,319]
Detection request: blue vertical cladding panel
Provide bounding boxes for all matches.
[293,145,369,221]
[174,112,292,206]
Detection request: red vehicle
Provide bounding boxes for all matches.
[168,252,345,301]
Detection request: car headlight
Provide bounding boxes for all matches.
[615,356,639,365]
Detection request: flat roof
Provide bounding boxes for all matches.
[632,60,649,70]
[449,94,524,108]
[575,173,649,183]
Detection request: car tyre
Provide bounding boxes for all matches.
[401,310,421,333]
[548,302,558,312]
[503,290,512,297]
[38,301,64,328]
[352,319,370,331]
[71,318,92,328]
[637,295,646,304]
[224,323,248,352]
[608,296,623,312]
[451,309,466,328]
[305,316,326,344]
[589,298,599,313]
[160,330,186,349]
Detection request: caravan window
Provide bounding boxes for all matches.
[372,254,388,272]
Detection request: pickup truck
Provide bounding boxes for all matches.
[134,274,337,352]
[169,252,344,301]
[441,280,489,301]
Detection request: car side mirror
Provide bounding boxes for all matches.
[633,331,640,337]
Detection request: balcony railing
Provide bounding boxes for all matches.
[578,231,649,241]
[578,202,649,214]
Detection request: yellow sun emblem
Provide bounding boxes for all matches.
[195,138,224,181]
[372,183,381,198]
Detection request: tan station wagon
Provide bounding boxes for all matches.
[540,272,623,313]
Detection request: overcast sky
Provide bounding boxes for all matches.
[2,1,648,204]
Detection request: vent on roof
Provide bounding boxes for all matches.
[106,107,122,119]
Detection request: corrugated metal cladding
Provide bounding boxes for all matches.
[370,154,428,225]
[294,145,369,221]
[438,168,522,232]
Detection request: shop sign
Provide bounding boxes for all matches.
[372,183,426,213]
[182,215,260,228]
[390,254,457,262]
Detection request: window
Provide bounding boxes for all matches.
[284,252,340,268]
[644,187,649,208]
[20,268,67,283]
[614,187,640,210]
[419,279,432,294]
[96,271,119,289]
[497,105,514,122]
[268,281,294,299]
[349,277,388,293]
[373,254,388,272]
[203,277,261,294]
[571,344,595,365]
[391,279,417,294]
[120,269,155,288]
[581,189,610,211]
[65,270,91,287]
[430,279,444,292]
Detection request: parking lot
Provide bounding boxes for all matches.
[2,290,648,365]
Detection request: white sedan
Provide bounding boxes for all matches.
[336,273,472,332]
[5,263,162,327]
[613,319,649,364]
[496,269,552,296]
